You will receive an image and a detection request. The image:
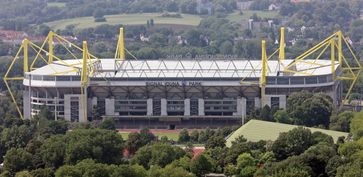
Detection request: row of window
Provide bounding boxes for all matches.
[26,74,333,85]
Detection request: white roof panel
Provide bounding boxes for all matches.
[28,59,339,78]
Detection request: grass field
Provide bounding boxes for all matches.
[45,10,278,30]
[46,13,202,30]
[47,2,66,8]
[119,131,179,141]
[226,120,349,147]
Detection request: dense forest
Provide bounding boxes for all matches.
[0,93,363,177]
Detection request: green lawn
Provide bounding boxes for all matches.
[120,132,179,141]
[47,2,66,8]
[45,10,278,30]
[46,13,202,30]
[226,120,349,147]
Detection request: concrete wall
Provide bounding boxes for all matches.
[147,98,153,116]
[23,90,31,119]
[198,98,205,116]
[64,94,85,122]
[105,98,115,116]
[184,98,190,116]
[161,98,167,116]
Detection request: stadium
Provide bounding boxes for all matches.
[4,28,361,129]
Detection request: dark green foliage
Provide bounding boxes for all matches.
[99,118,116,130]
[148,165,196,177]
[271,127,314,160]
[287,91,333,127]
[3,148,33,173]
[205,135,226,149]
[178,128,190,143]
[30,168,54,177]
[330,111,354,132]
[126,128,156,154]
[190,154,214,177]
[39,129,124,168]
[131,142,185,169]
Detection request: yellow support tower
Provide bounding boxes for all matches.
[261,40,267,107]
[81,41,89,122]
[3,38,31,119]
[337,31,342,66]
[48,31,54,64]
[279,27,285,61]
[115,27,125,60]
[23,39,29,72]
[331,38,335,79]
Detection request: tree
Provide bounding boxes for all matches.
[190,130,199,143]
[178,129,190,143]
[30,168,53,177]
[260,105,273,121]
[190,154,214,177]
[223,164,238,177]
[131,143,185,169]
[99,118,116,130]
[3,148,32,174]
[219,41,233,55]
[205,135,226,149]
[350,110,363,140]
[39,136,66,168]
[273,110,292,124]
[271,127,315,160]
[148,165,196,177]
[1,125,34,152]
[330,111,354,132]
[287,91,333,127]
[236,153,255,170]
[64,129,124,165]
[15,171,32,177]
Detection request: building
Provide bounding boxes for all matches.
[22,56,343,129]
[236,1,253,11]
[196,0,213,15]
[5,28,360,129]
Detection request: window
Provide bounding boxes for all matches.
[271,97,280,109]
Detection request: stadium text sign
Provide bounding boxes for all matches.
[146,81,202,86]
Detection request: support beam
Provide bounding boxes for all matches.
[331,38,335,79]
[116,27,125,60]
[48,31,54,64]
[80,41,88,122]
[279,27,285,61]
[23,39,29,73]
[337,31,342,66]
[260,40,267,108]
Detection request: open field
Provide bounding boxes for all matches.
[46,13,202,30]
[47,2,66,8]
[226,120,349,147]
[45,10,278,30]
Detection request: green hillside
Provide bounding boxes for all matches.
[46,13,202,30]
[226,119,349,147]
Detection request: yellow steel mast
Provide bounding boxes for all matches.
[279,27,285,61]
[261,40,267,107]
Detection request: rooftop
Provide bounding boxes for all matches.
[28,59,339,78]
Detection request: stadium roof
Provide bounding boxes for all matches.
[225,120,349,147]
[28,59,339,78]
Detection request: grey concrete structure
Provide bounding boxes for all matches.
[22,59,342,129]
